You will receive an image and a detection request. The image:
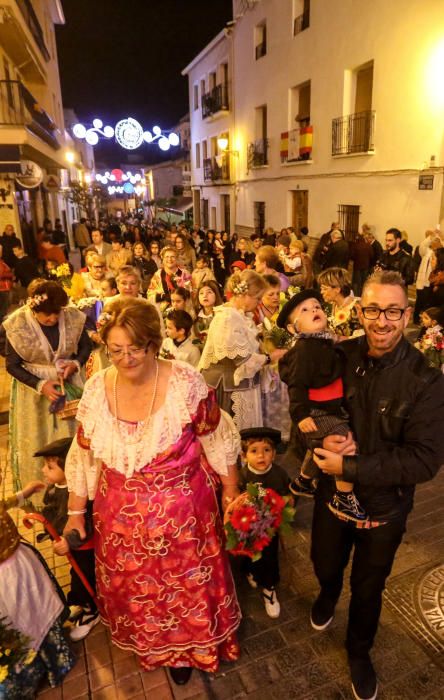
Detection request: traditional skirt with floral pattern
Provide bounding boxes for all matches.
[93,423,241,671]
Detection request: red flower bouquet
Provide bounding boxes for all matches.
[224,482,295,561]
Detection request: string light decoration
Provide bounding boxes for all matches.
[72,117,180,151]
[95,169,146,197]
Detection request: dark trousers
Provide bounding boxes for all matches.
[244,534,280,589]
[311,497,405,658]
[301,410,350,480]
[67,548,97,612]
[352,269,369,297]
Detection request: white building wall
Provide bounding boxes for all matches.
[231,0,444,244]
[183,31,236,231]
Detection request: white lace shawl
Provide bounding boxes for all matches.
[65,361,240,499]
[198,306,266,385]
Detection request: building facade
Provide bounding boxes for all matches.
[0,0,78,250]
[182,30,235,233]
[184,0,444,245]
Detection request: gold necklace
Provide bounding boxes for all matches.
[113,361,159,445]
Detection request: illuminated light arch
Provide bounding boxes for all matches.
[72,117,180,152]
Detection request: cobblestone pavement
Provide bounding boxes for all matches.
[2,356,444,700]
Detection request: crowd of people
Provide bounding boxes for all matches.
[1,213,443,700]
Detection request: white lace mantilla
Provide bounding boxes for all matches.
[65,361,240,499]
[199,306,264,375]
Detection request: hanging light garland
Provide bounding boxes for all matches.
[72,117,180,151]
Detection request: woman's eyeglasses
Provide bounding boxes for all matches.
[106,346,148,361]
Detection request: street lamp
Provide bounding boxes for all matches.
[65,150,75,164]
[217,137,229,152]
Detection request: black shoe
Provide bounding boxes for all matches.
[289,476,316,498]
[328,491,369,524]
[169,667,193,685]
[310,594,335,631]
[349,657,378,700]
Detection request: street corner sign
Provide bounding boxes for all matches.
[15,160,43,189]
[44,173,61,192]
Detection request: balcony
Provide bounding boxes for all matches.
[15,0,51,61]
[280,126,313,163]
[201,83,229,120]
[293,10,310,35]
[0,1,50,83]
[247,138,269,168]
[255,41,267,60]
[203,156,230,182]
[0,80,60,151]
[332,110,375,156]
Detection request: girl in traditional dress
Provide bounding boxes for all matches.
[3,279,91,503]
[64,298,241,685]
[193,281,223,349]
[199,270,286,431]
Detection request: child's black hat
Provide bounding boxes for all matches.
[240,427,281,445]
[276,288,323,329]
[34,437,73,462]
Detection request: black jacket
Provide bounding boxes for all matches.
[322,336,444,521]
[379,249,415,285]
[279,337,345,422]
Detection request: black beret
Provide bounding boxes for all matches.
[240,427,281,445]
[276,288,323,329]
[34,437,73,461]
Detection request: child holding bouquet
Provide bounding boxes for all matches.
[238,427,291,618]
[415,306,444,371]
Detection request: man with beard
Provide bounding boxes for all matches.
[309,270,444,700]
[377,228,415,286]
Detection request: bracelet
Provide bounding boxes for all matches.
[67,509,86,516]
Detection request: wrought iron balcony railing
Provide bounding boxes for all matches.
[332,110,375,156]
[15,0,51,61]
[203,156,230,182]
[201,83,229,119]
[247,138,269,168]
[0,80,60,150]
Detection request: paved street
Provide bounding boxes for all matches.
[1,357,443,700]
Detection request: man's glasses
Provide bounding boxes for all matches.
[106,346,148,361]
[361,307,407,321]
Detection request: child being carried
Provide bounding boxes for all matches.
[278,289,367,524]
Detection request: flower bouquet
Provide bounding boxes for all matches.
[0,617,36,683]
[224,482,295,561]
[51,263,72,288]
[415,327,444,370]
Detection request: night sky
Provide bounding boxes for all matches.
[55,0,233,164]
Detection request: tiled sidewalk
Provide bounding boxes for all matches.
[2,355,444,699]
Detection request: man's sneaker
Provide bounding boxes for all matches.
[246,573,258,589]
[310,594,335,631]
[289,476,316,498]
[69,608,100,641]
[349,657,378,700]
[262,588,280,618]
[68,605,83,621]
[328,491,369,524]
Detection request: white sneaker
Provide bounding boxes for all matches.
[69,609,100,641]
[246,574,258,589]
[262,588,280,618]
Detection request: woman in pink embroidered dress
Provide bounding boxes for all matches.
[64,298,241,685]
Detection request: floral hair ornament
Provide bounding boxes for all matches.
[97,311,113,328]
[232,280,249,296]
[26,293,48,309]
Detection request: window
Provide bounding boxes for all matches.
[254,201,266,236]
[209,71,216,90]
[200,79,206,104]
[255,22,267,60]
[332,61,374,155]
[201,199,209,228]
[290,80,311,126]
[293,0,310,35]
[195,142,201,168]
[202,140,208,160]
[193,84,199,111]
[248,106,268,168]
[338,204,361,241]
